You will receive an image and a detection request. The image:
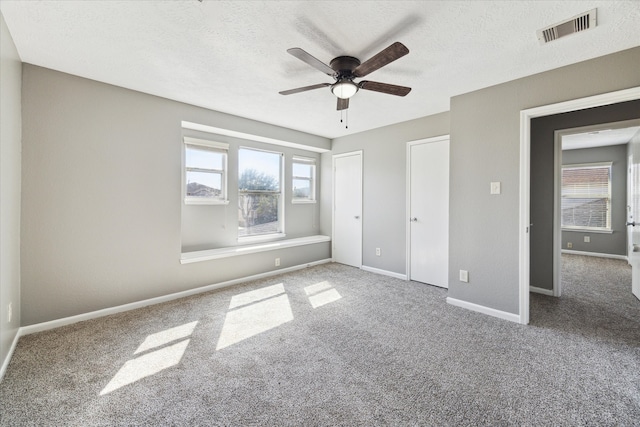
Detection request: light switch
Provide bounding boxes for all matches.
[490,182,501,195]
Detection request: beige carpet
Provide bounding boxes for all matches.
[1,256,638,426]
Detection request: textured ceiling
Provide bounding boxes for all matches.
[1,1,639,139]
[563,126,640,150]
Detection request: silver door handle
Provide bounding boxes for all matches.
[410,217,418,222]
[627,222,636,227]
[354,216,360,219]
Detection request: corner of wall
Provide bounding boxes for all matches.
[0,11,23,380]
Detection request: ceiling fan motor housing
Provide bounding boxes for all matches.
[330,56,361,80]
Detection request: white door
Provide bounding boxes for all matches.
[408,137,449,288]
[631,152,640,300]
[333,152,362,267]
[627,154,634,261]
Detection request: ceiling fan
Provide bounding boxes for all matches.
[279,42,411,111]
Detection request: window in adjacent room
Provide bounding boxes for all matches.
[238,147,284,239]
[292,156,316,203]
[184,137,229,205]
[561,162,612,231]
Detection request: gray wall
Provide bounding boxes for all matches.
[561,144,628,255]
[529,101,640,290]
[321,113,450,275]
[449,47,640,315]
[181,129,322,252]
[21,64,330,325]
[0,13,22,372]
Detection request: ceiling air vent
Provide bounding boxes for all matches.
[537,9,597,44]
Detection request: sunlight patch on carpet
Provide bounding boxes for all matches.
[100,321,198,395]
[305,281,342,308]
[217,284,293,350]
[134,321,198,355]
[101,339,190,395]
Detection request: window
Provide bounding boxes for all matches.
[238,147,284,239]
[292,156,316,203]
[184,137,228,205]
[561,162,612,231]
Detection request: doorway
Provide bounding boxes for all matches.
[406,136,450,288]
[519,86,640,324]
[332,151,363,268]
[552,120,640,297]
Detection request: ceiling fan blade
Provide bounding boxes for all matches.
[353,42,409,77]
[287,48,335,76]
[279,83,331,95]
[359,81,411,97]
[337,97,349,111]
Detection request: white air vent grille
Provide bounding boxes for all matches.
[537,9,597,44]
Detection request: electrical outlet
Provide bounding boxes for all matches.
[375,248,381,256]
[459,270,469,283]
[567,242,573,249]
[490,182,501,195]
[7,302,12,323]
[584,236,590,243]
[275,258,280,267]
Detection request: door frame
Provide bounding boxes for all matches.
[552,119,640,297]
[519,86,640,325]
[406,135,450,282]
[332,150,363,267]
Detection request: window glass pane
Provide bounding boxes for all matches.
[238,194,280,236]
[186,171,222,198]
[238,148,282,237]
[293,178,311,198]
[239,150,280,191]
[186,146,223,170]
[293,163,312,178]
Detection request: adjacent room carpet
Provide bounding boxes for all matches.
[1,254,638,426]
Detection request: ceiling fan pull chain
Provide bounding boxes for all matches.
[346,109,348,129]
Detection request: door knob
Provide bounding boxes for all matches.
[354,216,360,219]
[410,217,418,222]
[627,222,636,227]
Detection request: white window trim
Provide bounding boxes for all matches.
[561,161,612,232]
[292,156,317,204]
[183,137,229,205]
[238,147,285,241]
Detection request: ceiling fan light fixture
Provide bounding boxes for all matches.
[331,81,358,99]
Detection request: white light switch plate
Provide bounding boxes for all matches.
[490,182,501,195]
[459,270,469,283]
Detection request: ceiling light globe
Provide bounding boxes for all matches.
[332,81,358,99]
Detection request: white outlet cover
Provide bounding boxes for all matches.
[459,270,469,283]
[584,236,590,243]
[490,182,501,195]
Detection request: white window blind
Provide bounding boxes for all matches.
[561,162,612,231]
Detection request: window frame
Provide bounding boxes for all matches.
[183,137,229,205]
[237,146,285,242]
[561,161,612,233]
[292,156,317,204]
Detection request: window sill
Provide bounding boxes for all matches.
[292,200,317,204]
[180,235,330,264]
[562,228,613,234]
[184,198,229,206]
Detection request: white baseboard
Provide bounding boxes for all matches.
[561,249,627,261]
[530,286,554,296]
[446,297,520,323]
[20,258,333,337]
[361,265,407,280]
[0,329,21,382]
